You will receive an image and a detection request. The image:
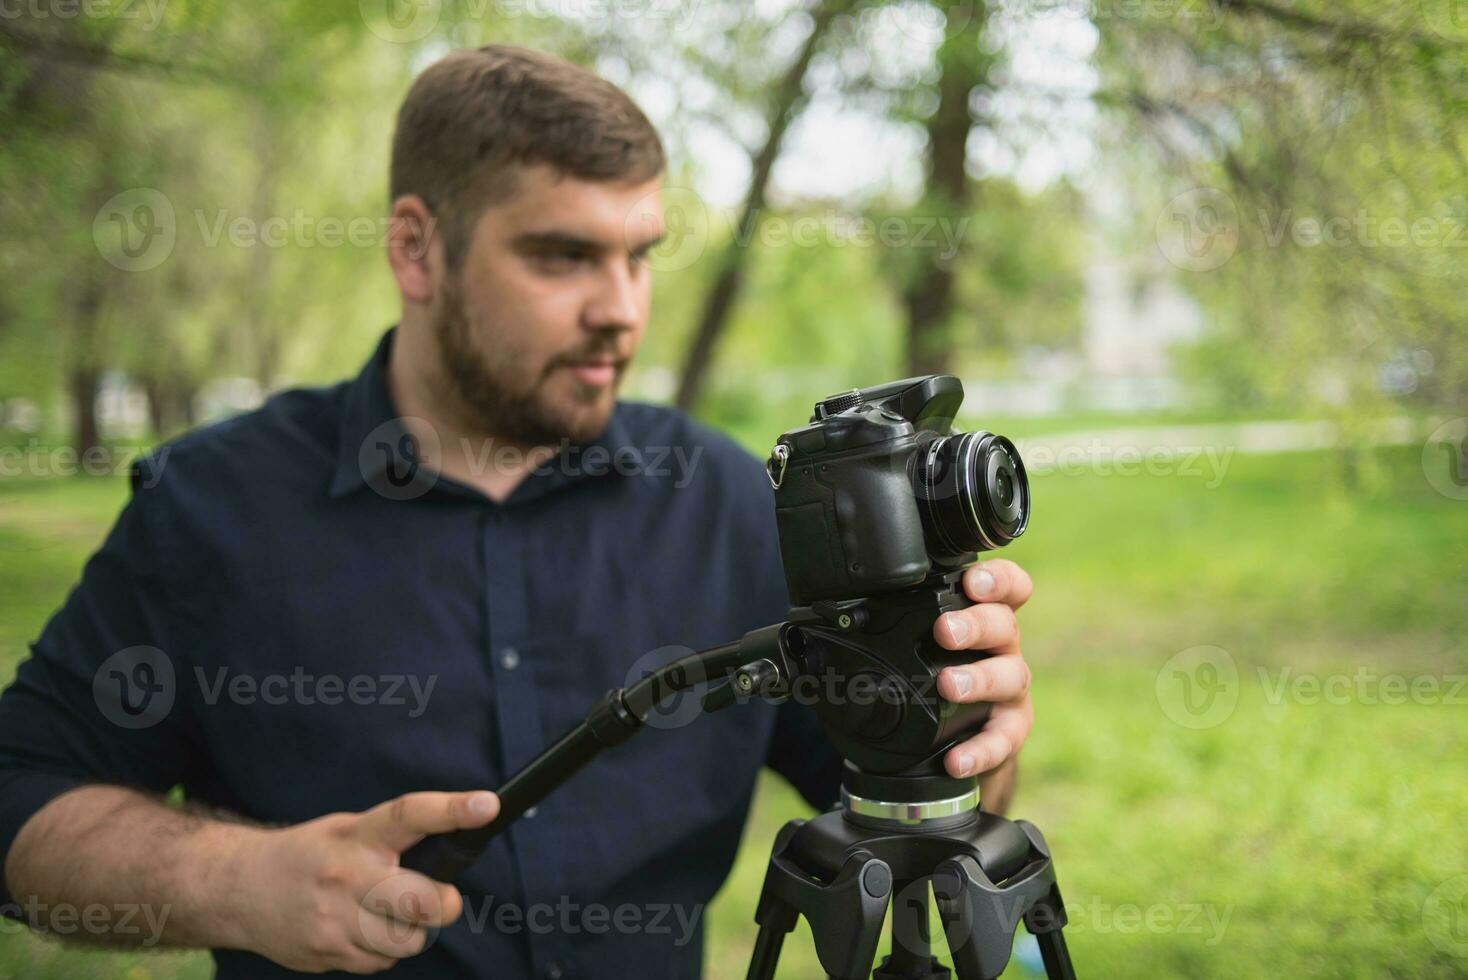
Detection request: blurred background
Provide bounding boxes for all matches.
[2,0,1466,977]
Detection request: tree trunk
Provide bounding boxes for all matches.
[902,0,989,378]
[674,0,851,413]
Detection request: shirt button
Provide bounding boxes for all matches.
[499,647,521,670]
[544,961,564,979]
[524,806,538,819]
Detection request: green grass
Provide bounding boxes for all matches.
[2,440,1466,978]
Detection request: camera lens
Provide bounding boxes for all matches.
[912,431,1029,556]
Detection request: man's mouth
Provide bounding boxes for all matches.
[560,358,620,388]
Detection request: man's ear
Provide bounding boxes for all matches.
[387,195,441,305]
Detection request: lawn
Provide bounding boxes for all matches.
[2,438,1465,979]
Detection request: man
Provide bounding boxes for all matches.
[0,46,1035,978]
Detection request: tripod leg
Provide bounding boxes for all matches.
[1034,927,1076,980]
[745,918,791,980]
[874,878,952,980]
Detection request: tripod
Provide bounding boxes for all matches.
[400,590,1078,979]
[747,763,1073,980]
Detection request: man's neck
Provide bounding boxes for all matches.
[386,332,555,505]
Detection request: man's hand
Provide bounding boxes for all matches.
[228,790,499,974]
[932,559,1034,808]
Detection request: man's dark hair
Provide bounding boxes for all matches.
[389,44,666,268]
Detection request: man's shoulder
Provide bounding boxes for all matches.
[132,381,348,500]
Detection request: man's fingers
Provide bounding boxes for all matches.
[355,900,431,961]
[943,702,1033,778]
[356,869,463,928]
[963,559,1033,609]
[938,654,1031,704]
[934,601,1018,651]
[354,791,499,854]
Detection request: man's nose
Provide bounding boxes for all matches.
[583,263,643,333]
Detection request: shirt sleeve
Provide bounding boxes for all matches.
[0,462,204,906]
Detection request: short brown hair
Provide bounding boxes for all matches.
[389,45,665,267]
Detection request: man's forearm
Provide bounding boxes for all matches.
[3,784,264,950]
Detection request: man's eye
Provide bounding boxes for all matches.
[534,250,587,270]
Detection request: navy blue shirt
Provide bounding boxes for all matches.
[0,330,842,979]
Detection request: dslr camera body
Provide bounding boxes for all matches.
[763,376,1030,776]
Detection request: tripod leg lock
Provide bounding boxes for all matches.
[753,838,892,980]
[584,688,640,747]
[932,843,1067,980]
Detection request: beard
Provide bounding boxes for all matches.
[432,270,622,447]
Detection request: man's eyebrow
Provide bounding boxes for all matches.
[629,232,664,254]
[511,231,605,253]
[512,230,664,255]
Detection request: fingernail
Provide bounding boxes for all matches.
[956,751,975,776]
[949,670,973,698]
[946,614,971,645]
[469,793,496,818]
[972,569,996,598]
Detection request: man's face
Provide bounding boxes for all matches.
[431,164,663,446]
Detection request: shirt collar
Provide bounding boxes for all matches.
[329,327,633,503]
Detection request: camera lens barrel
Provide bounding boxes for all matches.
[913,431,1030,556]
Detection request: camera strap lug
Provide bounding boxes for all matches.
[766,443,790,490]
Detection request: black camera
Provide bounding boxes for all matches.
[767,375,1029,606]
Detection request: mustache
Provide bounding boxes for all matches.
[545,345,630,371]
